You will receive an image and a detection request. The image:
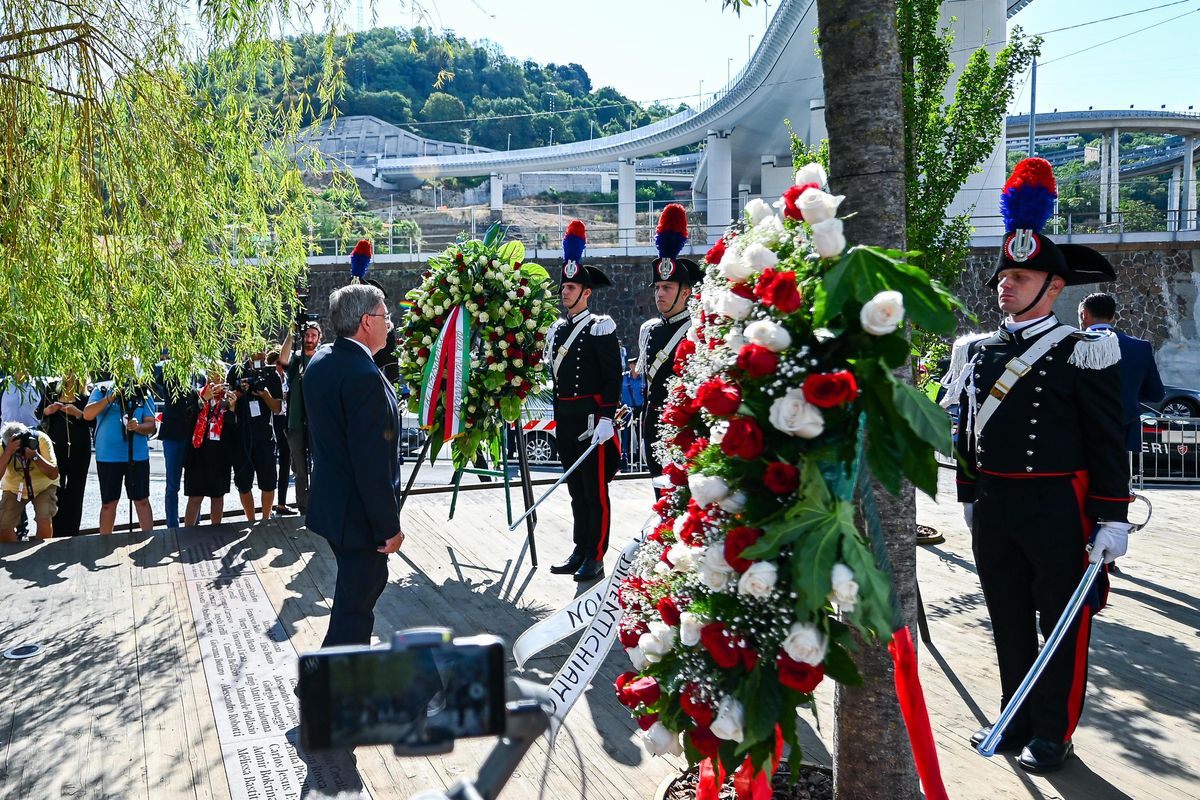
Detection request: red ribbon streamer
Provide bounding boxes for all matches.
[889,626,950,800]
[698,726,784,800]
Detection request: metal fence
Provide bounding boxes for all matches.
[1135,414,1200,488]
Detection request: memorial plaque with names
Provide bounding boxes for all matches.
[184,530,371,799]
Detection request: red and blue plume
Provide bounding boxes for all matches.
[1000,157,1057,234]
[349,239,373,278]
[563,219,587,264]
[655,203,688,260]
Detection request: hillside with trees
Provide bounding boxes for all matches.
[266,27,685,150]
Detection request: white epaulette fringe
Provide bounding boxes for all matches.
[1068,330,1121,370]
[590,315,616,336]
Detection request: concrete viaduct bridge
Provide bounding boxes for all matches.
[374,0,1015,244]
[1007,110,1200,230]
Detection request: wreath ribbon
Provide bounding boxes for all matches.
[418,303,471,442]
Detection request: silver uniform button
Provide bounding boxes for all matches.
[1046,356,1053,361]
[1026,450,1034,455]
[1026,466,1034,472]
[1029,434,1037,440]
[1031,419,1038,424]
[1038,370,1047,376]
[1035,387,1043,392]
[1033,402,1041,408]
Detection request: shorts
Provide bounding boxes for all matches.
[0,487,58,527]
[97,460,151,503]
[184,440,232,499]
[232,438,278,493]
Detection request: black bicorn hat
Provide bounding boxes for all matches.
[987,158,1116,288]
[649,203,703,287]
[559,219,612,288]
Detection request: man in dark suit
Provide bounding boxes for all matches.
[304,283,406,647]
[1079,293,1165,451]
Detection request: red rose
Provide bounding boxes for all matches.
[763,461,800,494]
[723,526,763,573]
[619,619,648,648]
[615,671,638,707]
[721,416,764,460]
[662,390,699,427]
[780,182,820,221]
[730,281,755,299]
[504,332,516,343]
[689,726,722,759]
[680,682,714,727]
[736,344,779,379]
[755,269,802,314]
[684,437,709,462]
[778,655,825,693]
[652,495,672,520]
[656,596,682,627]
[699,622,741,669]
[673,339,697,376]
[626,676,661,707]
[662,461,690,487]
[705,237,727,265]
[417,347,430,358]
[741,643,759,671]
[671,428,698,453]
[696,378,741,418]
[802,371,859,408]
[637,713,660,731]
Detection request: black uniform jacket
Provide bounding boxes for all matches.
[546,311,622,419]
[955,316,1132,522]
[638,310,691,412]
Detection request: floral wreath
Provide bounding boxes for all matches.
[613,164,962,794]
[398,224,559,468]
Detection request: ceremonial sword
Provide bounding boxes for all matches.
[978,493,1153,757]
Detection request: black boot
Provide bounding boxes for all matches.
[1017,738,1073,773]
[550,550,586,575]
[970,724,1028,754]
[573,558,604,583]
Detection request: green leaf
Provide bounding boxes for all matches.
[520,262,551,284]
[497,239,525,264]
[500,394,521,423]
[889,374,953,456]
[816,246,964,335]
[482,222,505,248]
[788,501,849,613]
[735,669,781,754]
[839,529,896,638]
[822,640,863,686]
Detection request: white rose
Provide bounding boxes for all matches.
[737,561,778,598]
[724,329,746,352]
[710,695,745,743]
[638,621,676,663]
[507,290,517,300]
[745,197,775,225]
[708,419,729,445]
[688,474,729,508]
[653,561,672,576]
[744,319,792,353]
[698,544,734,590]
[477,256,487,266]
[830,563,860,612]
[525,319,536,329]
[627,646,648,670]
[719,250,755,282]
[712,291,753,321]
[478,312,490,323]
[811,217,846,259]
[741,242,778,271]
[794,162,828,188]
[860,290,905,336]
[667,542,700,573]
[678,612,703,646]
[643,722,684,757]
[796,188,844,225]
[753,214,786,246]
[718,491,746,513]
[421,335,432,346]
[782,622,828,665]
[769,387,825,438]
[513,359,524,368]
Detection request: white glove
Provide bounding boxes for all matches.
[591,417,615,445]
[962,502,974,530]
[1089,522,1132,564]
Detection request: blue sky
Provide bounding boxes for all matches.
[367,0,1199,115]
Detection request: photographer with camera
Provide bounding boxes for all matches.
[83,382,157,534]
[278,311,322,515]
[184,365,233,526]
[36,374,92,537]
[225,349,283,522]
[0,423,59,542]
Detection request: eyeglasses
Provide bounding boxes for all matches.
[364,312,393,328]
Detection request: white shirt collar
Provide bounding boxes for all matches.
[347,337,373,358]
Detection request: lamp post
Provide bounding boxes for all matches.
[727,57,733,85]
[748,34,754,59]
[698,80,704,109]
[506,132,511,150]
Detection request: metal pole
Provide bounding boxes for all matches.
[513,425,539,567]
[1028,58,1037,157]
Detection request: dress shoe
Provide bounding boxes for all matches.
[573,558,605,583]
[970,724,1028,754]
[1017,738,1073,773]
[549,551,586,575]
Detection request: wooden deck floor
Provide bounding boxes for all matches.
[0,472,1196,799]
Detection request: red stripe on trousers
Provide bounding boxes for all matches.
[596,442,610,560]
[1066,470,1096,742]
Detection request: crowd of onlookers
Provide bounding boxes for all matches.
[0,322,325,542]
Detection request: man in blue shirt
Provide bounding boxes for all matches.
[620,356,644,468]
[84,383,157,533]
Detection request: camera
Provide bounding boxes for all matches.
[295,293,320,331]
[15,427,38,454]
[297,629,506,752]
[237,365,275,394]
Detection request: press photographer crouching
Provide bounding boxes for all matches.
[278,313,322,515]
[226,351,283,522]
[0,423,60,542]
[84,382,157,534]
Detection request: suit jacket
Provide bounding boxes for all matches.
[303,337,403,549]
[1091,326,1165,450]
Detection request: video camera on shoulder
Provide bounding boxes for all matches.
[237,365,275,395]
[295,293,320,331]
[297,628,506,753]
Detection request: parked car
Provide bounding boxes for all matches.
[1137,404,1200,481]
[1146,386,1200,419]
[518,392,559,466]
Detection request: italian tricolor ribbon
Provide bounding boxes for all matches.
[418,303,471,442]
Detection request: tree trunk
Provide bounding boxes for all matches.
[815,2,920,798]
